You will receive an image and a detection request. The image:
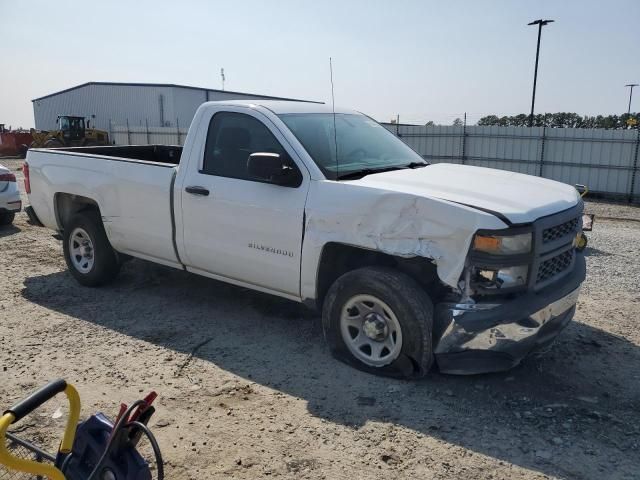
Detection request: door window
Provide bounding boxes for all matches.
[202,112,295,181]
[69,117,84,131]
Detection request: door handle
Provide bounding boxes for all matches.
[185,185,210,196]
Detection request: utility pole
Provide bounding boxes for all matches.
[528,19,554,127]
[625,84,638,114]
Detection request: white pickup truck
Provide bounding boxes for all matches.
[24,100,586,377]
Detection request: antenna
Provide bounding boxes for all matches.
[220,68,226,91]
[329,57,338,178]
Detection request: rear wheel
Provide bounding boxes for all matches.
[0,212,15,225]
[322,266,434,378]
[63,211,120,286]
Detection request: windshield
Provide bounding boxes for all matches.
[58,117,84,131]
[278,113,426,179]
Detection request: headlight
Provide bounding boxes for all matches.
[477,265,529,288]
[473,232,532,255]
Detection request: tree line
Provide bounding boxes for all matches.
[475,112,639,129]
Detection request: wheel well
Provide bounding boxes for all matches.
[315,243,441,309]
[54,193,100,231]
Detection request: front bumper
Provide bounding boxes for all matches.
[434,253,586,375]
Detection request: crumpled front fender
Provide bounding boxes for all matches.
[300,182,507,301]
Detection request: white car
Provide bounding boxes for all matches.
[0,163,21,225]
[24,100,585,377]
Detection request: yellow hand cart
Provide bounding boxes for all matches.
[1,380,163,480]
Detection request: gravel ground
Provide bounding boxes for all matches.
[1,158,639,479]
[585,199,640,222]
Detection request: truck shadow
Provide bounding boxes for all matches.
[22,261,639,479]
[0,224,21,238]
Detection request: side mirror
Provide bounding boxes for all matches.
[247,152,301,187]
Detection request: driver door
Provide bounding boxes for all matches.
[179,109,310,298]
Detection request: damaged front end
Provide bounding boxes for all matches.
[433,203,586,375]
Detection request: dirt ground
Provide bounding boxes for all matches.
[1,158,639,479]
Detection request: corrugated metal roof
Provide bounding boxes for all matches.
[32,81,321,103]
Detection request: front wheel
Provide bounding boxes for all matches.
[62,211,120,286]
[322,266,434,378]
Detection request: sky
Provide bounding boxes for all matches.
[1,0,639,128]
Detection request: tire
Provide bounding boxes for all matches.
[62,211,120,287]
[0,212,15,225]
[322,266,434,379]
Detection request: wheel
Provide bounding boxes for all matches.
[0,212,15,225]
[62,211,120,286]
[322,266,434,378]
[44,138,64,148]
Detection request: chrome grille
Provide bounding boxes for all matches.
[542,217,579,244]
[537,249,574,284]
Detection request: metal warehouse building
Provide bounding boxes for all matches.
[32,82,317,132]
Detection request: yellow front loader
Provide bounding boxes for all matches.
[30,115,110,148]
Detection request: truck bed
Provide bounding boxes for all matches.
[55,145,182,165]
[26,145,181,268]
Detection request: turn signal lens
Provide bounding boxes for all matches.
[473,232,532,255]
[23,162,31,194]
[473,236,501,252]
[0,173,16,182]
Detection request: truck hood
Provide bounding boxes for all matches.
[353,163,580,224]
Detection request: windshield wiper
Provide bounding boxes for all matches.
[336,161,428,180]
[403,161,429,169]
[336,165,407,180]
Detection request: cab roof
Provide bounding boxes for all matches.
[205,99,358,115]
